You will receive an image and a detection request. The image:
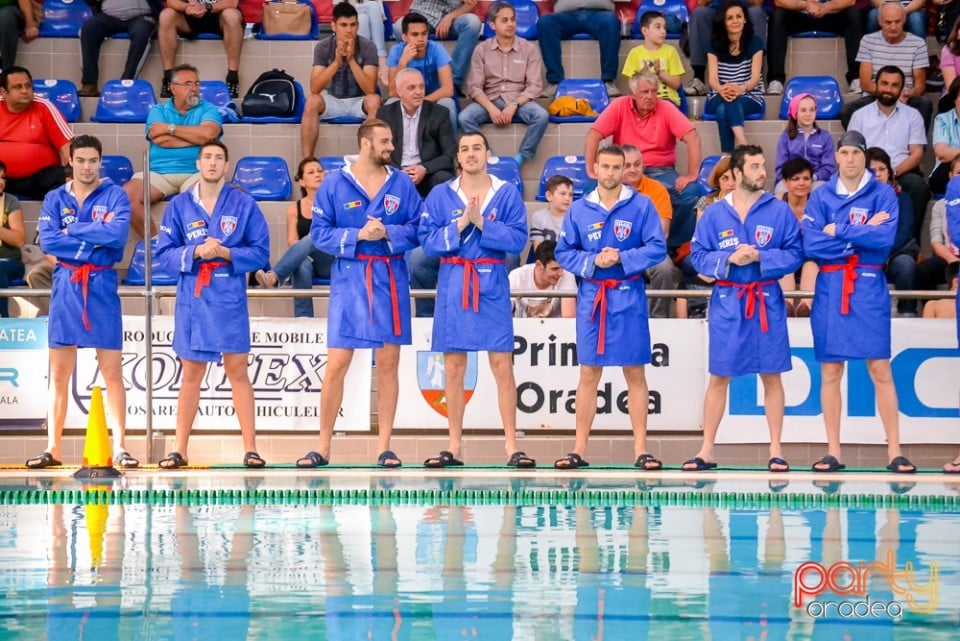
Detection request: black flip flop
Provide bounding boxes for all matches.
[507,451,536,468]
[424,450,464,468]
[635,454,663,470]
[378,450,402,468]
[158,452,188,470]
[768,457,790,473]
[886,455,916,474]
[554,452,589,469]
[243,451,266,469]
[812,454,846,473]
[25,452,62,469]
[681,457,718,472]
[116,451,140,468]
[296,451,329,468]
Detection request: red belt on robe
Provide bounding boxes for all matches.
[716,279,777,333]
[440,256,505,312]
[584,274,641,355]
[357,253,404,336]
[194,260,229,297]
[60,262,110,331]
[820,255,883,315]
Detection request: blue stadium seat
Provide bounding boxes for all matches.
[487,156,523,196]
[200,80,232,108]
[700,97,765,121]
[243,80,306,123]
[124,239,179,286]
[778,75,843,120]
[318,156,347,172]
[535,156,596,201]
[632,0,689,36]
[323,115,364,124]
[38,0,92,37]
[548,79,609,123]
[232,156,292,200]
[697,155,723,195]
[482,0,539,39]
[257,0,320,40]
[91,79,156,123]
[32,79,81,122]
[792,31,835,38]
[100,155,134,185]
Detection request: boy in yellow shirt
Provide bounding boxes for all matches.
[621,11,685,107]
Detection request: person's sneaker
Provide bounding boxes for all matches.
[160,78,172,99]
[767,80,784,95]
[604,81,622,98]
[541,82,557,99]
[848,79,861,94]
[684,78,706,96]
[254,269,278,288]
[78,83,99,98]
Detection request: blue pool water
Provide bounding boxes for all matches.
[0,474,958,640]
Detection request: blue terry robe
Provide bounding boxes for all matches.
[691,191,803,377]
[945,177,960,344]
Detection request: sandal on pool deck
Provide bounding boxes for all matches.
[681,457,718,472]
[243,451,266,469]
[768,457,790,473]
[115,451,140,469]
[635,454,663,470]
[886,455,916,474]
[554,453,589,469]
[296,451,329,468]
[25,452,62,469]
[812,455,846,473]
[424,451,464,468]
[944,459,960,474]
[158,452,188,470]
[378,450,402,468]
[507,451,536,468]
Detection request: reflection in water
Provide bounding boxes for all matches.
[0,487,958,640]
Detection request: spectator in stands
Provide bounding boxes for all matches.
[866,0,926,38]
[301,2,381,159]
[778,156,818,316]
[686,0,767,96]
[460,1,547,168]
[706,0,764,153]
[765,0,861,95]
[867,146,919,316]
[23,226,53,316]
[585,69,702,257]
[848,65,929,242]
[386,12,457,134]
[537,0,622,99]
[939,16,960,113]
[622,144,680,318]
[336,0,389,83]
[508,240,576,318]
[930,78,960,194]
[123,64,222,238]
[254,157,333,318]
[377,67,455,196]
[917,154,960,297]
[621,11,685,107]
[0,67,74,201]
[158,0,243,98]
[0,0,39,72]
[78,0,160,97]
[840,1,931,129]
[923,262,958,318]
[529,174,573,249]
[0,160,24,317]
[775,93,835,195]
[392,0,480,93]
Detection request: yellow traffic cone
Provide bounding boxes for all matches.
[74,386,121,479]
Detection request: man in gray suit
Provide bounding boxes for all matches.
[376,67,456,197]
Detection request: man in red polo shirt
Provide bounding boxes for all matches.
[585,69,701,263]
[0,66,74,200]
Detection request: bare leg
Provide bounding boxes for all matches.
[300,94,324,159]
[559,365,602,463]
[222,353,257,454]
[315,347,354,460]
[683,374,729,469]
[156,9,186,70]
[96,348,128,455]
[759,372,786,469]
[815,361,845,468]
[867,358,908,469]
[123,179,162,238]
[622,365,653,459]
[374,344,400,463]
[45,346,78,460]
[441,352,466,459]
[488,350,519,456]
[172,358,207,459]
[220,9,243,70]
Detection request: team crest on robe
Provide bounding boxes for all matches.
[91,205,108,222]
[384,194,400,215]
[613,219,632,241]
[220,216,238,236]
[754,225,773,247]
[417,351,478,418]
[848,207,869,225]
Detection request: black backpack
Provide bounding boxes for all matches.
[241,69,297,118]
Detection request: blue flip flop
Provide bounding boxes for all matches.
[296,451,329,468]
[682,457,718,472]
[378,450,402,468]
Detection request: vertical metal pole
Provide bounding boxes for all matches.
[142,149,154,462]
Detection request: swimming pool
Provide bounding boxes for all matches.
[0,472,958,640]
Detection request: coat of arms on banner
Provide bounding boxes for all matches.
[417,351,478,417]
[220,216,238,235]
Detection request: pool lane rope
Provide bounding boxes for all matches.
[0,489,958,511]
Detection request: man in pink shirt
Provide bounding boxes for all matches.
[585,69,701,256]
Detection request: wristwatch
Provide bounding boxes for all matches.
[168,123,177,136]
